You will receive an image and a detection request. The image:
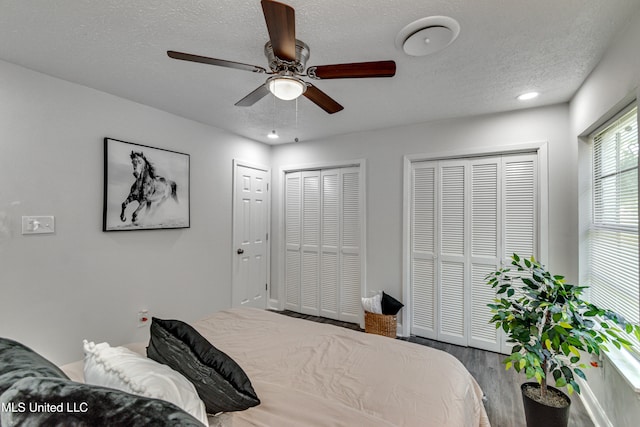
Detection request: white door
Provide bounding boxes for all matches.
[409,153,538,353]
[232,162,269,309]
[410,162,438,339]
[438,161,468,347]
[468,158,502,352]
[284,167,362,323]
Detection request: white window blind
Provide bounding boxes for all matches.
[590,105,639,324]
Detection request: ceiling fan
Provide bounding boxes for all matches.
[167,0,396,114]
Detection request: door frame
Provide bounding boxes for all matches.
[276,159,367,319]
[402,141,549,340]
[232,159,271,308]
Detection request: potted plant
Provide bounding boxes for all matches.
[486,254,640,427]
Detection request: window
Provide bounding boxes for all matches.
[589,105,639,326]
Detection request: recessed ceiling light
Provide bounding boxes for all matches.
[267,130,279,139]
[517,92,539,101]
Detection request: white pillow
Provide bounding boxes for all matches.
[83,340,208,425]
[361,293,382,314]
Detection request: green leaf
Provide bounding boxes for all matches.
[559,322,573,329]
[525,367,534,378]
[569,346,580,358]
[519,358,527,370]
[505,361,512,371]
[561,366,574,381]
[534,371,542,384]
[571,381,581,394]
[522,278,535,288]
[574,368,587,381]
[555,377,567,387]
[567,383,574,395]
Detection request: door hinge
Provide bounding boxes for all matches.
[265,283,268,291]
[266,232,269,241]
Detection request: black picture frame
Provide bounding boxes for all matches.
[103,138,190,231]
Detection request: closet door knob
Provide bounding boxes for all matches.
[237,248,244,254]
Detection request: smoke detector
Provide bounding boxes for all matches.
[395,16,460,56]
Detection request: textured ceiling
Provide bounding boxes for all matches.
[1,0,639,144]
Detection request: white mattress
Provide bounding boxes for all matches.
[62,307,490,427]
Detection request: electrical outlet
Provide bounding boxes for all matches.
[138,310,150,327]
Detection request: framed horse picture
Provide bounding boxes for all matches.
[103,138,190,231]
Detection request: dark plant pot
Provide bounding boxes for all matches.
[521,382,571,427]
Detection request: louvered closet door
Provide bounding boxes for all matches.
[284,167,362,322]
[410,163,438,339]
[301,171,321,315]
[320,169,340,318]
[469,159,502,352]
[339,168,361,323]
[502,154,537,352]
[410,153,537,353]
[285,172,302,311]
[503,155,537,260]
[438,161,468,346]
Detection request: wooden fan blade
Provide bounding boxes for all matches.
[167,51,267,73]
[261,0,296,61]
[303,84,343,114]
[235,84,271,107]
[308,61,396,79]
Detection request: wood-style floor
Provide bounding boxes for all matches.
[276,310,595,427]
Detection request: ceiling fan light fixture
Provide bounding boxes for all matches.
[268,76,306,101]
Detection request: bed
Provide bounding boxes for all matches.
[61,307,490,427]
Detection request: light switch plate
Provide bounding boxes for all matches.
[22,216,55,234]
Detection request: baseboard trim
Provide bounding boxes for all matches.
[267,299,281,311]
[576,377,613,427]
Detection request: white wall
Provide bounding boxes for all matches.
[270,103,573,309]
[571,7,640,427]
[0,59,270,365]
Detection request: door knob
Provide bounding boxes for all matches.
[237,248,244,254]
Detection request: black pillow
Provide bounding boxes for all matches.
[381,292,404,315]
[0,376,205,426]
[0,337,69,395]
[147,317,260,414]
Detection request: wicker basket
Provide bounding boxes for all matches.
[364,311,397,338]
